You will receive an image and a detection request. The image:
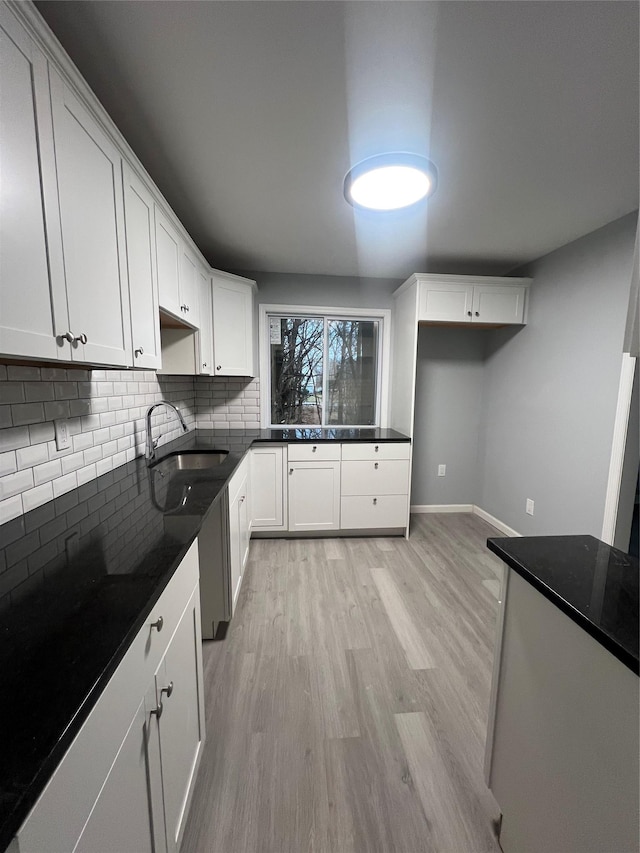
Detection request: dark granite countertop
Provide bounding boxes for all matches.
[0,425,410,849]
[487,535,639,676]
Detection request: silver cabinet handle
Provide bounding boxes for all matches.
[180,304,187,312]
[76,333,88,345]
[151,701,163,719]
[374,462,379,469]
[475,311,480,317]
[312,446,317,452]
[61,331,74,343]
[161,681,174,699]
[150,615,163,632]
[289,468,294,475]
[216,365,222,371]
[60,331,87,344]
[202,362,207,368]
[135,346,144,357]
[375,445,379,452]
[373,498,378,505]
[467,311,472,317]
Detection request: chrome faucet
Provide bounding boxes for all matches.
[145,401,188,462]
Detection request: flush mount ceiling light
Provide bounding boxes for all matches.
[344,152,437,211]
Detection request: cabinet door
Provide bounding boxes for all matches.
[122,163,161,369]
[197,267,213,374]
[212,276,254,376]
[288,461,341,531]
[471,285,526,324]
[251,446,285,529]
[155,207,182,319]
[179,245,199,328]
[73,687,165,853]
[228,475,249,613]
[156,586,205,853]
[418,281,474,323]
[0,9,69,361]
[49,69,131,366]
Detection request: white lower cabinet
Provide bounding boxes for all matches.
[340,494,409,529]
[228,454,250,614]
[251,445,286,531]
[14,541,204,853]
[288,460,341,532]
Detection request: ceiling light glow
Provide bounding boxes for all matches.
[344,153,437,211]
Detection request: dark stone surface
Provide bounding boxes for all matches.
[487,535,639,675]
[0,426,410,848]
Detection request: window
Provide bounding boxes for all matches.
[264,310,386,427]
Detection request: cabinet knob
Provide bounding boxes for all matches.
[202,362,207,368]
[289,468,294,475]
[374,462,379,469]
[373,498,378,505]
[60,331,87,345]
[375,445,379,452]
[186,305,190,312]
[475,311,480,317]
[135,347,144,357]
[312,446,317,452]
[76,333,88,345]
[180,304,187,312]
[467,311,472,317]
[161,681,174,699]
[216,365,222,371]
[151,701,163,719]
[150,615,163,632]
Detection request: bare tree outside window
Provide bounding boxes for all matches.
[269,315,379,426]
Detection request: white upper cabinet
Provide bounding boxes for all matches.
[155,207,182,319]
[156,206,199,327]
[417,275,530,326]
[49,67,132,365]
[211,273,256,376]
[179,245,200,328]
[0,8,67,361]
[197,266,213,375]
[122,163,161,369]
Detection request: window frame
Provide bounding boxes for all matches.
[259,303,391,429]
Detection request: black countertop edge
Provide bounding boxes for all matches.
[487,536,639,676]
[250,427,411,443]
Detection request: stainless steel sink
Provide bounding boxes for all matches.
[151,451,229,474]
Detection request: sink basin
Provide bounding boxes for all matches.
[151,451,229,474]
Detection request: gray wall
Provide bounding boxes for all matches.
[411,327,487,506]
[238,271,402,310]
[479,212,638,536]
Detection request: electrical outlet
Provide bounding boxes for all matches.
[526,498,535,516]
[438,464,446,477]
[54,419,70,451]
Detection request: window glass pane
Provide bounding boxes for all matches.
[326,319,378,425]
[270,317,324,424]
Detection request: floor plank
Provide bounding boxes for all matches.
[181,513,503,853]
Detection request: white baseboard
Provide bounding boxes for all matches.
[472,505,521,537]
[410,503,521,537]
[411,504,474,514]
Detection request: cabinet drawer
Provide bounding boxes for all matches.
[341,442,411,461]
[288,443,341,462]
[341,460,410,496]
[341,495,408,529]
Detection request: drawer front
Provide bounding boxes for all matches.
[341,495,408,529]
[341,459,410,496]
[341,442,411,461]
[287,443,341,462]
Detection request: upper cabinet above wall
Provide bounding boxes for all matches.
[416,275,531,326]
[211,273,257,377]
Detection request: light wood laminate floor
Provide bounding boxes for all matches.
[181,513,504,853]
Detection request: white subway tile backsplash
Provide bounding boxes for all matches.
[22,482,54,513]
[12,403,45,426]
[0,369,258,524]
[0,468,34,499]
[16,443,49,470]
[33,459,62,486]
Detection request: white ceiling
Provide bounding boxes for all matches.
[36,0,639,280]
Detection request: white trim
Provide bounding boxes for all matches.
[258,303,391,429]
[411,504,474,514]
[410,503,521,536]
[601,353,637,544]
[473,506,521,538]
